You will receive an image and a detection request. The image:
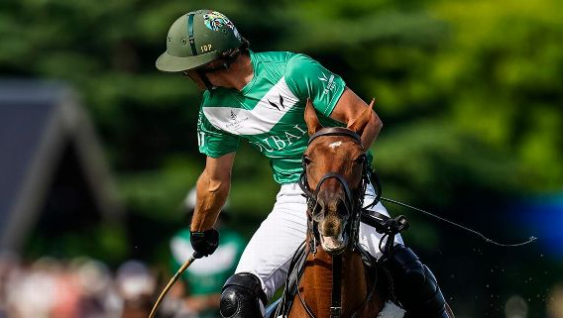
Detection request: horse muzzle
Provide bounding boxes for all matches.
[319,233,347,255]
[318,217,348,255]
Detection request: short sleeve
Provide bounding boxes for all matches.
[197,105,240,158]
[285,54,346,117]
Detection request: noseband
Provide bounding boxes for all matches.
[298,127,373,255]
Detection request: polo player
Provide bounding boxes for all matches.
[156,10,449,317]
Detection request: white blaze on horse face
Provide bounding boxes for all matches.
[328,141,342,150]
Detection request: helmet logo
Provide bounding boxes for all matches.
[203,11,235,32]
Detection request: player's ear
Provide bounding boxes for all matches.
[347,98,375,136]
[304,98,323,136]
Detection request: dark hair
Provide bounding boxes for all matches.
[239,37,250,54]
[221,37,250,63]
[201,37,250,72]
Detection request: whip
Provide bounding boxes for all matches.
[148,252,201,318]
[366,169,537,247]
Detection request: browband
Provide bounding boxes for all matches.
[307,127,362,145]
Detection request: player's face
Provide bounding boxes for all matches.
[182,70,207,91]
[182,60,229,90]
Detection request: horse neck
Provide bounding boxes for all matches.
[296,245,373,317]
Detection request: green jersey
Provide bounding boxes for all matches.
[197,51,347,184]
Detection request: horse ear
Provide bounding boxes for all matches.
[304,98,323,136]
[347,98,375,135]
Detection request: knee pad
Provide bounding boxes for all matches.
[220,272,268,318]
[384,245,448,317]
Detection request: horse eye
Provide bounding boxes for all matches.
[303,156,312,165]
[355,154,367,164]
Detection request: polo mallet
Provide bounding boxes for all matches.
[148,252,201,318]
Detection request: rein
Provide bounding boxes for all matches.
[330,254,342,318]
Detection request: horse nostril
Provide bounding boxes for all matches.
[310,202,324,222]
[337,200,349,217]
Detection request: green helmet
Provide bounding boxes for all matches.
[156,10,244,72]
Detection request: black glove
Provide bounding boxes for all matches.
[190,229,219,258]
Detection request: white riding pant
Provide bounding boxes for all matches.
[234,182,404,300]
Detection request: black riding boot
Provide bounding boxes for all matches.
[382,245,451,318]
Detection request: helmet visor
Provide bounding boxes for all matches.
[155,51,220,73]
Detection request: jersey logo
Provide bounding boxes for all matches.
[319,71,336,95]
[268,95,286,111]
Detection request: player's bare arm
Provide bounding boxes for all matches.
[190,152,236,232]
[329,87,383,150]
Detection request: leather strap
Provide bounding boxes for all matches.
[276,241,308,317]
[308,127,362,146]
[187,13,198,56]
[330,254,342,318]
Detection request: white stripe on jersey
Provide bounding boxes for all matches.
[202,77,299,136]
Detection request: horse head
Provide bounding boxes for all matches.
[302,98,375,254]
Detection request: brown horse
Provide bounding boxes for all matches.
[286,99,393,318]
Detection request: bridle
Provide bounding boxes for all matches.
[298,128,371,255]
[298,127,409,255]
[296,127,382,318]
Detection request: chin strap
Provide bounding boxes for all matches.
[197,69,216,90]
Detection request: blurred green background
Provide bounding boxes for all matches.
[1,0,562,317]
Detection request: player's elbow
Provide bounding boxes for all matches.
[369,110,383,134]
[376,115,383,132]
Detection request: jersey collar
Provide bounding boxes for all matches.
[238,50,258,95]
